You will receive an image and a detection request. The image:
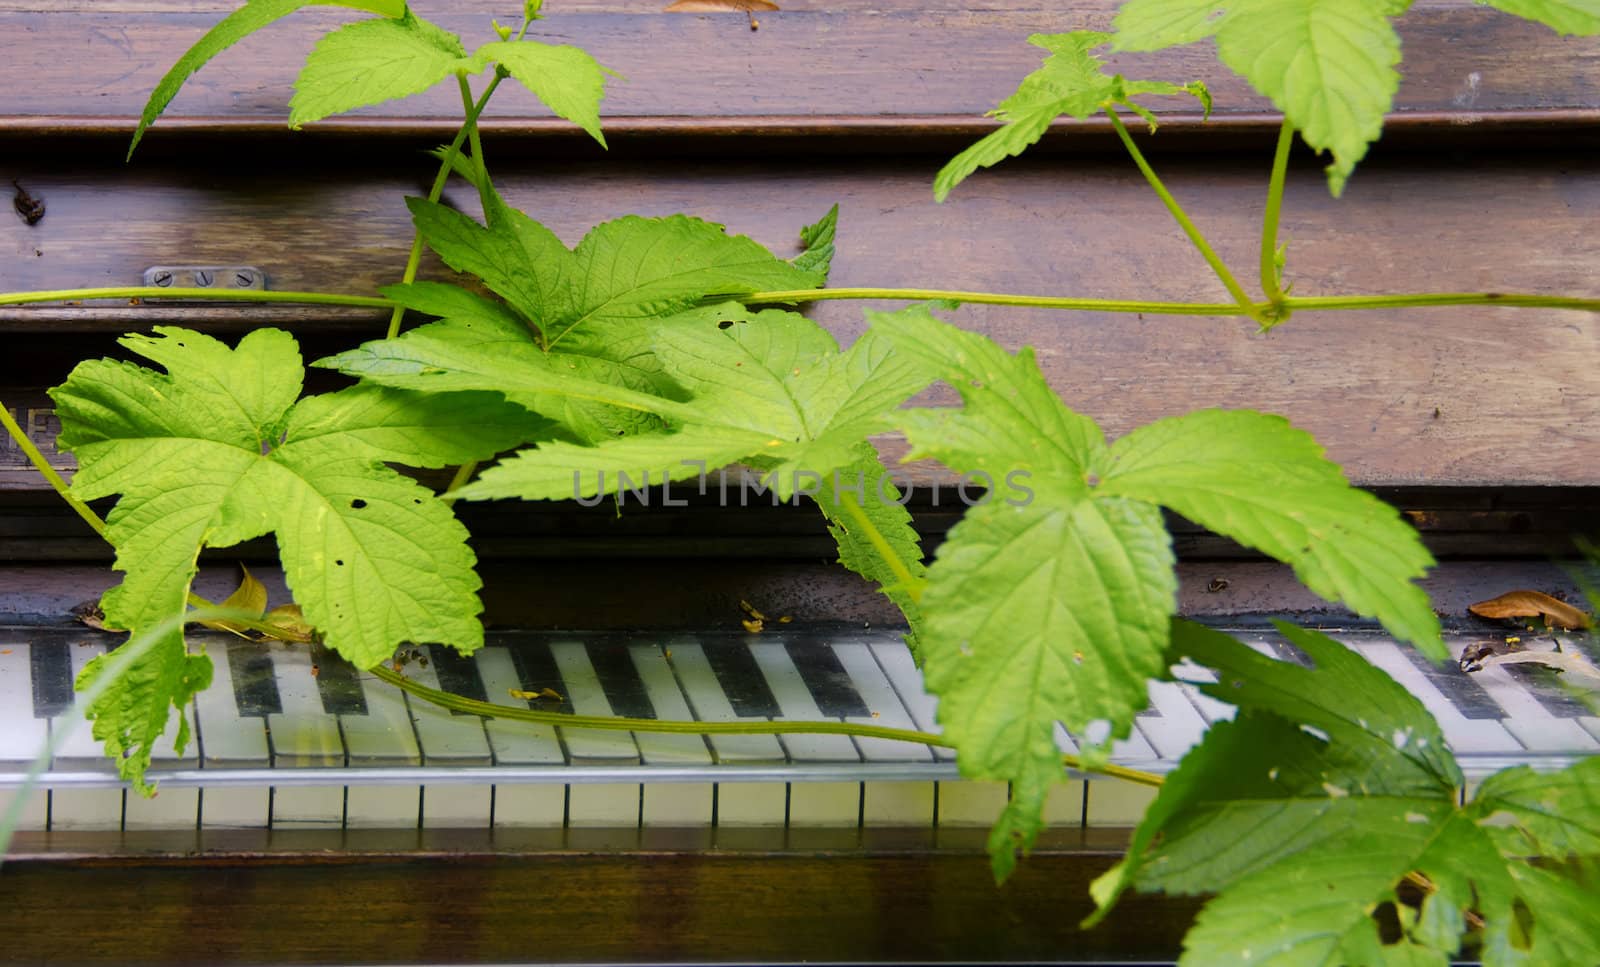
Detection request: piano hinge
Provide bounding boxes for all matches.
[142,265,266,300]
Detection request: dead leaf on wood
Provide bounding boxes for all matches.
[1460,639,1600,687]
[71,599,111,631]
[1468,590,1592,630]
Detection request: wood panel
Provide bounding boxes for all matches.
[0,828,1197,965]
[0,1,1597,141]
[3,150,1596,487]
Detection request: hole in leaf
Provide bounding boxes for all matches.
[335,560,345,567]
[717,319,735,330]
[413,498,423,505]
[350,498,367,510]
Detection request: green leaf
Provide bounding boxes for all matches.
[1112,0,1225,50]
[1481,0,1600,35]
[289,10,478,128]
[1098,409,1441,657]
[50,328,516,786]
[1472,758,1600,855]
[476,39,618,147]
[129,0,406,158]
[934,31,1205,201]
[792,204,839,280]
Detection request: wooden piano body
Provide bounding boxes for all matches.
[0,1,1597,962]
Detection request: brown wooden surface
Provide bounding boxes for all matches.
[1,0,1598,141]
[3,149,1597,487]
[0,828,1196,965]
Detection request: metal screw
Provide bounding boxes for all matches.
[234,270,254,288]
[194,270,213,287]
[152,271,173,287]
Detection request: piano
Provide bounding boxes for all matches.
[1,0,1597,963]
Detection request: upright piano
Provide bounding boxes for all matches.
[1,1,1597,963]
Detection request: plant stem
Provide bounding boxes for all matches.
[836,489,925,604]
[1283,292,1600,312]
[384,72,510,339]
[1260,120,1296,309]
[0,288,392,309]
[458,74,496,216]
[368,663,1163,787]
[744,288,1255,316]
[0,401,105,538]
[1105,110,1262,323]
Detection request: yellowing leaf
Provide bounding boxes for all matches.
[1469,590,1592,630]
[198,565,270,638]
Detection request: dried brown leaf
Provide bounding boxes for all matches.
[1468,590,1592,630]
[198,565,269,637]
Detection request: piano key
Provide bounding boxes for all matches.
[785,637,872,719]
[749,640,860,826]
[628,643,714,827]
[123,702,199,830]
[1393,641,1505,720]
[832,641,933,826]
[340,653,424,829]
[264,644,344,828]
[1465,660,1600,754]
[29,638,73,720]
[866,639,1016,828]
[550,640,642,827]
[48,640,123,831]
[192,639,270,827]
[1137,680,1210,760]
[1351,640,1524,755]
[590,640,657,721]
[1063,723,1159,828]
[506,641,574,715]
[665,642,786,826]
[0,643,50,831]
[408,646,491,827]
[1169,659,1236,724]
[474,644,565,828]
[1500,664,1594,719]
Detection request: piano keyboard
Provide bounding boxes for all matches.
[1,626,1594,833]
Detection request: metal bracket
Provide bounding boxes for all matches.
[142,265,266,295]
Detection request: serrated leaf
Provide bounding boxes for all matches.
[1112,0,1225,50]
[289,10,477,128]
[129,0,406,158]
[792,203,839,280]
[75,628,213,795]
[476,39,617,147]
[934,31,1205,201]
[1098,409,1441,657]
[1482,0,1600,35]
[48,327,521,787]
[1472,758,1600,855]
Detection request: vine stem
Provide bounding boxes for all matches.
[0,288,392,309]
[0,402,106,538]
[1105,109,1263,324]
[1260,119,1296,310]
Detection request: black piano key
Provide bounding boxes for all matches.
[30,639,72,719]
[785,638,871,719]
[1401,646,1503,720]
[429,645,488,716]
[585,641,655,720]
[312,644,368,716]
[225,639,281,716]
[506,641,575,715]
[702,641,780,718]
[1503,665,1593,718]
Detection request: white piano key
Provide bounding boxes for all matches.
[1060,723,1158,827]
[867,640,1009,826]
[340,662,423,829]
[1137,680,1211,761]
[264,646,344,828]
[124,703,199,830]
[192,639,270,827]
[551,641,641,827]
[749,641,860,826]
[664,643,786,826]
[0,644,49,831]
[629,644,714,827]
[49,642,123,831]
[1353,641,1525,755]
[474,646,565,828]
[1468,662,1600,754]
[833,642,933,826]
[407,648,492,827]
[1169,659,1236,723]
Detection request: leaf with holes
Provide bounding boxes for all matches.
[49,327,549,787]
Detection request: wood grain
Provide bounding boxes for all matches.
[3,150,1596,487]
[0,1,1595,141]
